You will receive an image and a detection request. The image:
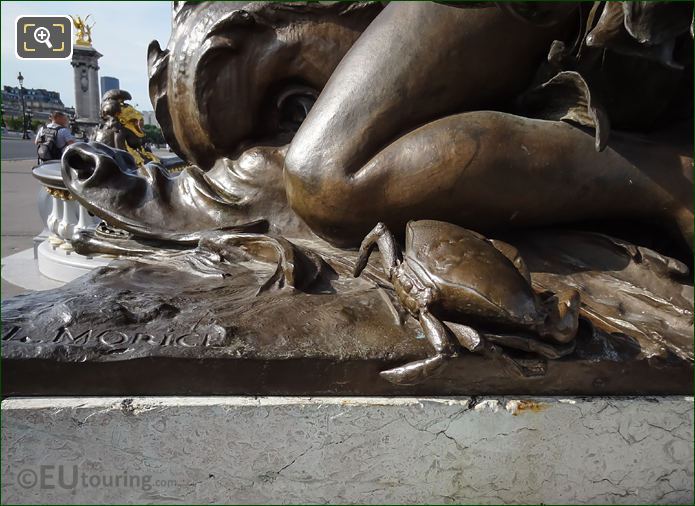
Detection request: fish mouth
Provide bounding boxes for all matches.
[61,141,275,242]
[125,120,145,138]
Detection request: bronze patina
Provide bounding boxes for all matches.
[2,1,692,396]
[92,89,160,167]
[353,221,580,385]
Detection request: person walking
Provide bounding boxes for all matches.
[35,111,76,163]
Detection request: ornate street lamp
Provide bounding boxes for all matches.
[25,107,33,135]
[68,113,80,137]
[17,72,28,139]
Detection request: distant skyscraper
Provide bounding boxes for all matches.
[100,76,119,97]
[141,111,159,128]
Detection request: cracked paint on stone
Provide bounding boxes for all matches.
[1,396,693,504]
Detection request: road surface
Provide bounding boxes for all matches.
[1,158,43,299]
[2,137,38,161]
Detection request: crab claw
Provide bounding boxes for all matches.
[543,288,580,343]
[353,222,401,278]
[380,354,448,385]
[445,321,484,352]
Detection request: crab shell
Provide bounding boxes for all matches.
[403,220,542,327]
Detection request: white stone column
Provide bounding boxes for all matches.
[88,64,100,120]
[46,193,63,244]
[71,46,102,122]
[71,61,89,120]
[57,200,77,250]
[71,61,84,116]
[75,205,93,232]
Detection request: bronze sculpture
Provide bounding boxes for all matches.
[2,1,693,395]
[353,221,579,385]
[61,2,693,248]
[91,89,160,167]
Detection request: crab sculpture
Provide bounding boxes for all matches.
[353,220,580,385]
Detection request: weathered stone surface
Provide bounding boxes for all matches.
[2,396,693,504]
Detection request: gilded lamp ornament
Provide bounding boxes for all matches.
[117,104,159,166]
[91,89,160,167]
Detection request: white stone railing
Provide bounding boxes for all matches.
[30,161,110,283]
[43,186,100,250]
[32,160,101,251]
[29,154,183,283]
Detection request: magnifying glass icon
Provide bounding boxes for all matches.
[34,27,52,49]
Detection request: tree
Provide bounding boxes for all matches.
[143,124,165,146]
[4,116,41,132]
[7,116,23,131]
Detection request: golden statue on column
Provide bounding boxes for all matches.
[70,15,94,47]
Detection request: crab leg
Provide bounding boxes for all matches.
[353,222,401,277]
[486,333,575,359]
[380,309,458,385]
[488,239,532,284]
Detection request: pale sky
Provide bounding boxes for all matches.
[1,1,172,110]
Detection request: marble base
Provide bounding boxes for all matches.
[2,396,693,504]
[36,240,112,283]
[1,248,64,292]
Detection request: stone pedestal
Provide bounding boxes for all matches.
[1,396,692,504]
[36,240,112,283]
[71,45,102,123]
